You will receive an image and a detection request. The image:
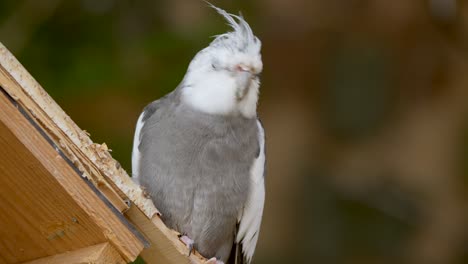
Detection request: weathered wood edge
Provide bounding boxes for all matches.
[0,42,207,264]
[0,88,144,262]
[0,42,157,218]
[125,206,207,264]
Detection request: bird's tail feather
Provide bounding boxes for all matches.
[227,242,245,264]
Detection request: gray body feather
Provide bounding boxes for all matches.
[137,87,259,262]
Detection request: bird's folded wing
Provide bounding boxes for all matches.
[132,99,164,184]
[235,120,265,264]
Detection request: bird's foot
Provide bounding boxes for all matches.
[205,257,224,264]
[179,235,195,256]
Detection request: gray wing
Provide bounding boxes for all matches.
[232,120,266,264]
[131,98,165,184]
[132,95,189,229]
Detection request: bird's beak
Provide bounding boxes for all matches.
[235,64,259,101]
[236,71,251,100]
[237,64,257,78]
[238,64,251,73]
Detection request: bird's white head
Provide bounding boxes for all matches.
[180,5,263,119]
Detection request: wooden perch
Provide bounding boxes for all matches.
[22,243,125,264]
[0,42,206,263]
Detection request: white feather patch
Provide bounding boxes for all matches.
[131,112,145,184]
[180,4,262,119]
[236,120,265,263]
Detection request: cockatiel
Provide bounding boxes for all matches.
[132,5,265,264]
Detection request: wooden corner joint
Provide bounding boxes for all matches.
[0,41,208,264]
[21,243,125,264]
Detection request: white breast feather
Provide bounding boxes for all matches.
[131,112,145,184]
[236,120,265,263]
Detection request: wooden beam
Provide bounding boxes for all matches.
[0,93,106,263]
[125,206,206,264]
[0,89,144,262]
[0,41,207,264]
[0,49,128,214]
[22,243,125,264]
[0,42,158,218]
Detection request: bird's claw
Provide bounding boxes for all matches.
[205,257,224,264]
[179,235,195,256]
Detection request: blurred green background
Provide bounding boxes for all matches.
[1,0,468,263]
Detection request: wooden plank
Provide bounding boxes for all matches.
[0,96,106,263]
[22,243,125,264]
[0,41,206,264]
[125,206,206,264]
[0,90,144,262]
[0,42,158,218]
[0,55,128,214]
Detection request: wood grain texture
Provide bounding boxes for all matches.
[0,42,158,218]
[22,243,125,264]
[125,206,206,264]
[0,41,208,264]
[0,59,128,214]
[0,91,143,262]
[0,96,106,262]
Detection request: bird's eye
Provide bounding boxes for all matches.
[211,63,217,70]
